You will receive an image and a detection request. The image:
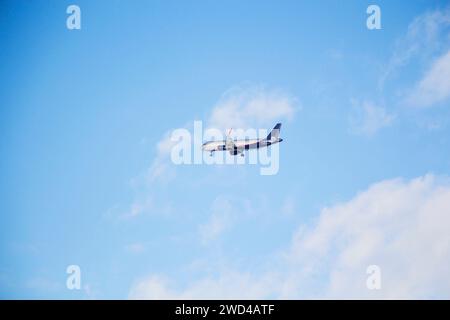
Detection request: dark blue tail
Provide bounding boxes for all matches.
[266,123,282,140]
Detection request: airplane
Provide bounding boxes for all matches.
[202,123,283,157]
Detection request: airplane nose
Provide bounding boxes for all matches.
[279,138,283,142]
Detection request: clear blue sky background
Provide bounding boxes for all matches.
[1,0,449,298]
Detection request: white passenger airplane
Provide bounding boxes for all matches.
[202,123,283,156]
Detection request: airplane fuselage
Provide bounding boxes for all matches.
[201,123,283,156]
[202,138,282,153]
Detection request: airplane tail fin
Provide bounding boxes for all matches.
[266,123,282,141]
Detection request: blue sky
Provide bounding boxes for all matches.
[1,0,450,299]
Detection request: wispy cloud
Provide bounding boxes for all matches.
[353,7,450,135]
[208,85,298,130]
[280,195,296,217]
[125,242,146,254]
[143,133,177,185]
[404,49,450,107]
[379,7,450,90]
[198,197,234,245]
[129,272,278,300]
[349,99,395,136]
[25,277,62,293]
[120,132,177,219]
[198,195,255,245]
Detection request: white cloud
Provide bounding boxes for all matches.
[198,196,234,245]
[129,174,450,299]
[198,195,255,245]
[286,174,450,298]
[349,100,395,136]
[122,133,176,219]
[281,196,296,216]
[26,277,62,293]
[145,133,177,184]
[129,272,278,300]
[125,242,146,254]
[380,8,450,89]
[208,85,297,130]
[129,275,177,299]
[405,50,450,107]
[122,197,152,219]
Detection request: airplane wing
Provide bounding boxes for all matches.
[225,128,237,150]
[225,128,245,155]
